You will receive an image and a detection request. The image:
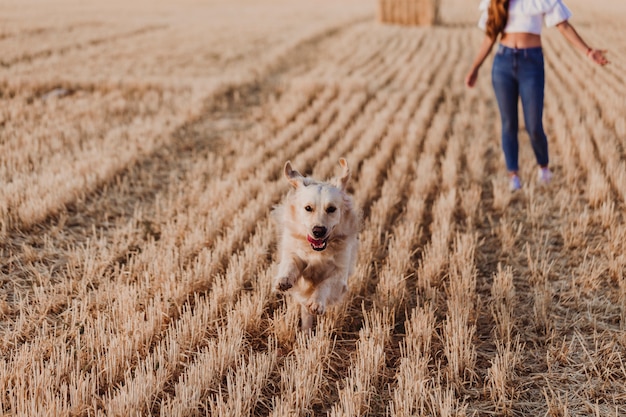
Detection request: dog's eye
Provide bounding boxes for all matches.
[305,205,313,212]
[326,206,336,214]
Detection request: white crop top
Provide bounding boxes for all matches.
[478,0,572,35]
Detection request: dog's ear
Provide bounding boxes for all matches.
[284,161,304,188]
[336,158,350,190]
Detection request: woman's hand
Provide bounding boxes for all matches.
[465,68,479,88]
[557,21,610,66]
[587,48,609,65]
[465,35,495,88]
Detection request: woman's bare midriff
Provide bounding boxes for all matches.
[500,32,542,49]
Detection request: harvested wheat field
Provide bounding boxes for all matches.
[1,0,626,415]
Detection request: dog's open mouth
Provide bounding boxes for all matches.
[307,235,328,251]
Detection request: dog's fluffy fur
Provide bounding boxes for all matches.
[273,158,360,330]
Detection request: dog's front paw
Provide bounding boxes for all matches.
[306,300,326,316]
[275,276,294,292]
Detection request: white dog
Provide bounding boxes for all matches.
[273,158,360,330]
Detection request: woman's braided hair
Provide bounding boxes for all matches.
[486,0,509,41]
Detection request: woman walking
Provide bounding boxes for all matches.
[465,0,608,190]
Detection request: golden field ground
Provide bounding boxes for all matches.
[1,0,626,415]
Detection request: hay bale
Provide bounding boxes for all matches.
[377,0,440,26]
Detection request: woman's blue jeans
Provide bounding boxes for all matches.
[492,44,549,172]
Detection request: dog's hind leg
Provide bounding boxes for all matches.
[300,304,315,331]
[307,278,347,312]
[302,277,348,329]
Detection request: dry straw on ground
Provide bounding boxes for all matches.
[1,0,626,415]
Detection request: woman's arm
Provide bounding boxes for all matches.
[556,20,609,65]
[465,35,497,88]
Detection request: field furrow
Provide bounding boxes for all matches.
[0,25,167,68]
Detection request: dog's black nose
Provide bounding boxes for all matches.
[312,226,327,238]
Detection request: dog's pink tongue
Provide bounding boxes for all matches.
[307,235,324,246]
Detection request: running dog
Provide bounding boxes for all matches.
[273,158,360,330]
